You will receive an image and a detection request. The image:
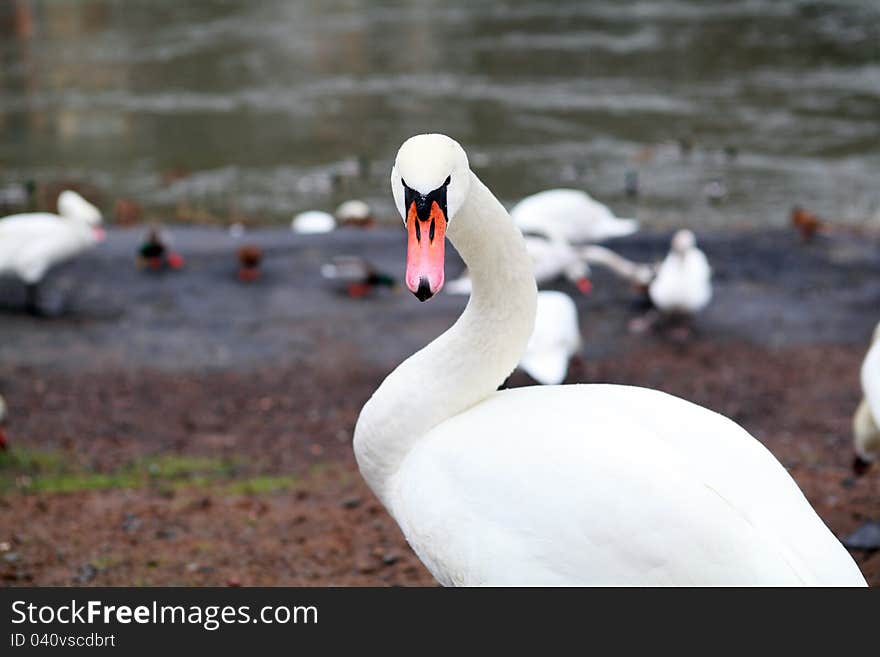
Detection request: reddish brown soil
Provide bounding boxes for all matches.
[2,338,878,586]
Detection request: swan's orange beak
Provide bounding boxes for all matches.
[405,200,446,301]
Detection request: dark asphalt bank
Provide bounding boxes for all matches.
[1,225,879,373]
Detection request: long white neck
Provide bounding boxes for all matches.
[353,172,537,505]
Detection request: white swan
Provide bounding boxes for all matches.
[447,234,590,296]
[0,190,104,313]
[291,210,335,234]
[854,322,880,473]
[648,230,712,315]
[511,188,638,244]
[353,134,866,586]
[581,244,655,289]
[519,291,582,385]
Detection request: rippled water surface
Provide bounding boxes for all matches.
[1,0,878,227]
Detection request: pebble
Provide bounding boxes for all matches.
[341,496,362,509]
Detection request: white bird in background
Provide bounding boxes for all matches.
[518,291,582,385]
[291,210,336,234]
[447,233,591,296]
[0,190,105,314]
[853,321,880,475]
[648,229,712,315]
[335,200,375,228]
[511,188,638,244]
[354,133,866,586]
[581,244,656,289]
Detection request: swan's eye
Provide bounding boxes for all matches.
[401,178,406,188]
[444,175,451,186]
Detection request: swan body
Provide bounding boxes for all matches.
[855,323,880,466]
[291,210,335,234]
[354,134,865,586]
[511,188,638,244]
[648,230,712,314]
[447,234,590,296]
[0,191,104,285]
[519,291,581,385]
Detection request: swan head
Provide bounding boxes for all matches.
[391,134,471,301]
[671,229,695,254]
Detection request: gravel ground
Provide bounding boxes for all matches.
[1,226,879,586]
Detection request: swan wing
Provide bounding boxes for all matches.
[392,385,865,586]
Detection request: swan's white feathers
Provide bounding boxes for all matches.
[857,328,880,461]
[57,190,102,225]
[392,385,864,585]
[511,189,638,243]
[519,291,581,385]
[0,210,99,283]
[649,246,712,314]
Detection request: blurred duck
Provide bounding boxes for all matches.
[138,225,184,271]
[321,256,396,298]
[518,291,582,385]
[853,322,880,475]
[292,210,335,234]
[581,244,656,292]
[511,189,638,244]
[0,395,6,451]
[791,206,825,243]
[335,200,376,228]
[237,245,263,283]
[448,234,591,296]
[0,190,105,314]
[649,230,712,316]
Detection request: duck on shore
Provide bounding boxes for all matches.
[321,256,396,298]
[237,245,263,282]
[138,225,184,271]
[791,206,825,243]
[0,190,105,315]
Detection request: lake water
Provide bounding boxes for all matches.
[1,0,878,228]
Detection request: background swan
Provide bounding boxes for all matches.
[581,244,655,289]
[519,291,582,385]
[648,229,712,315]
[291,210,336,234]
[447,233,590,296]
[354,133,866,586]
[854,321,880,474]
[511,188,638,243]
[0,190,104,313]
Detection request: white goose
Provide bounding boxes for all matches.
[511,188,638,244]
[447,233,591,296]
[353,134,865,586]
[648,229,712,315]
[853,322,880,474]
[0,190,104,313]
